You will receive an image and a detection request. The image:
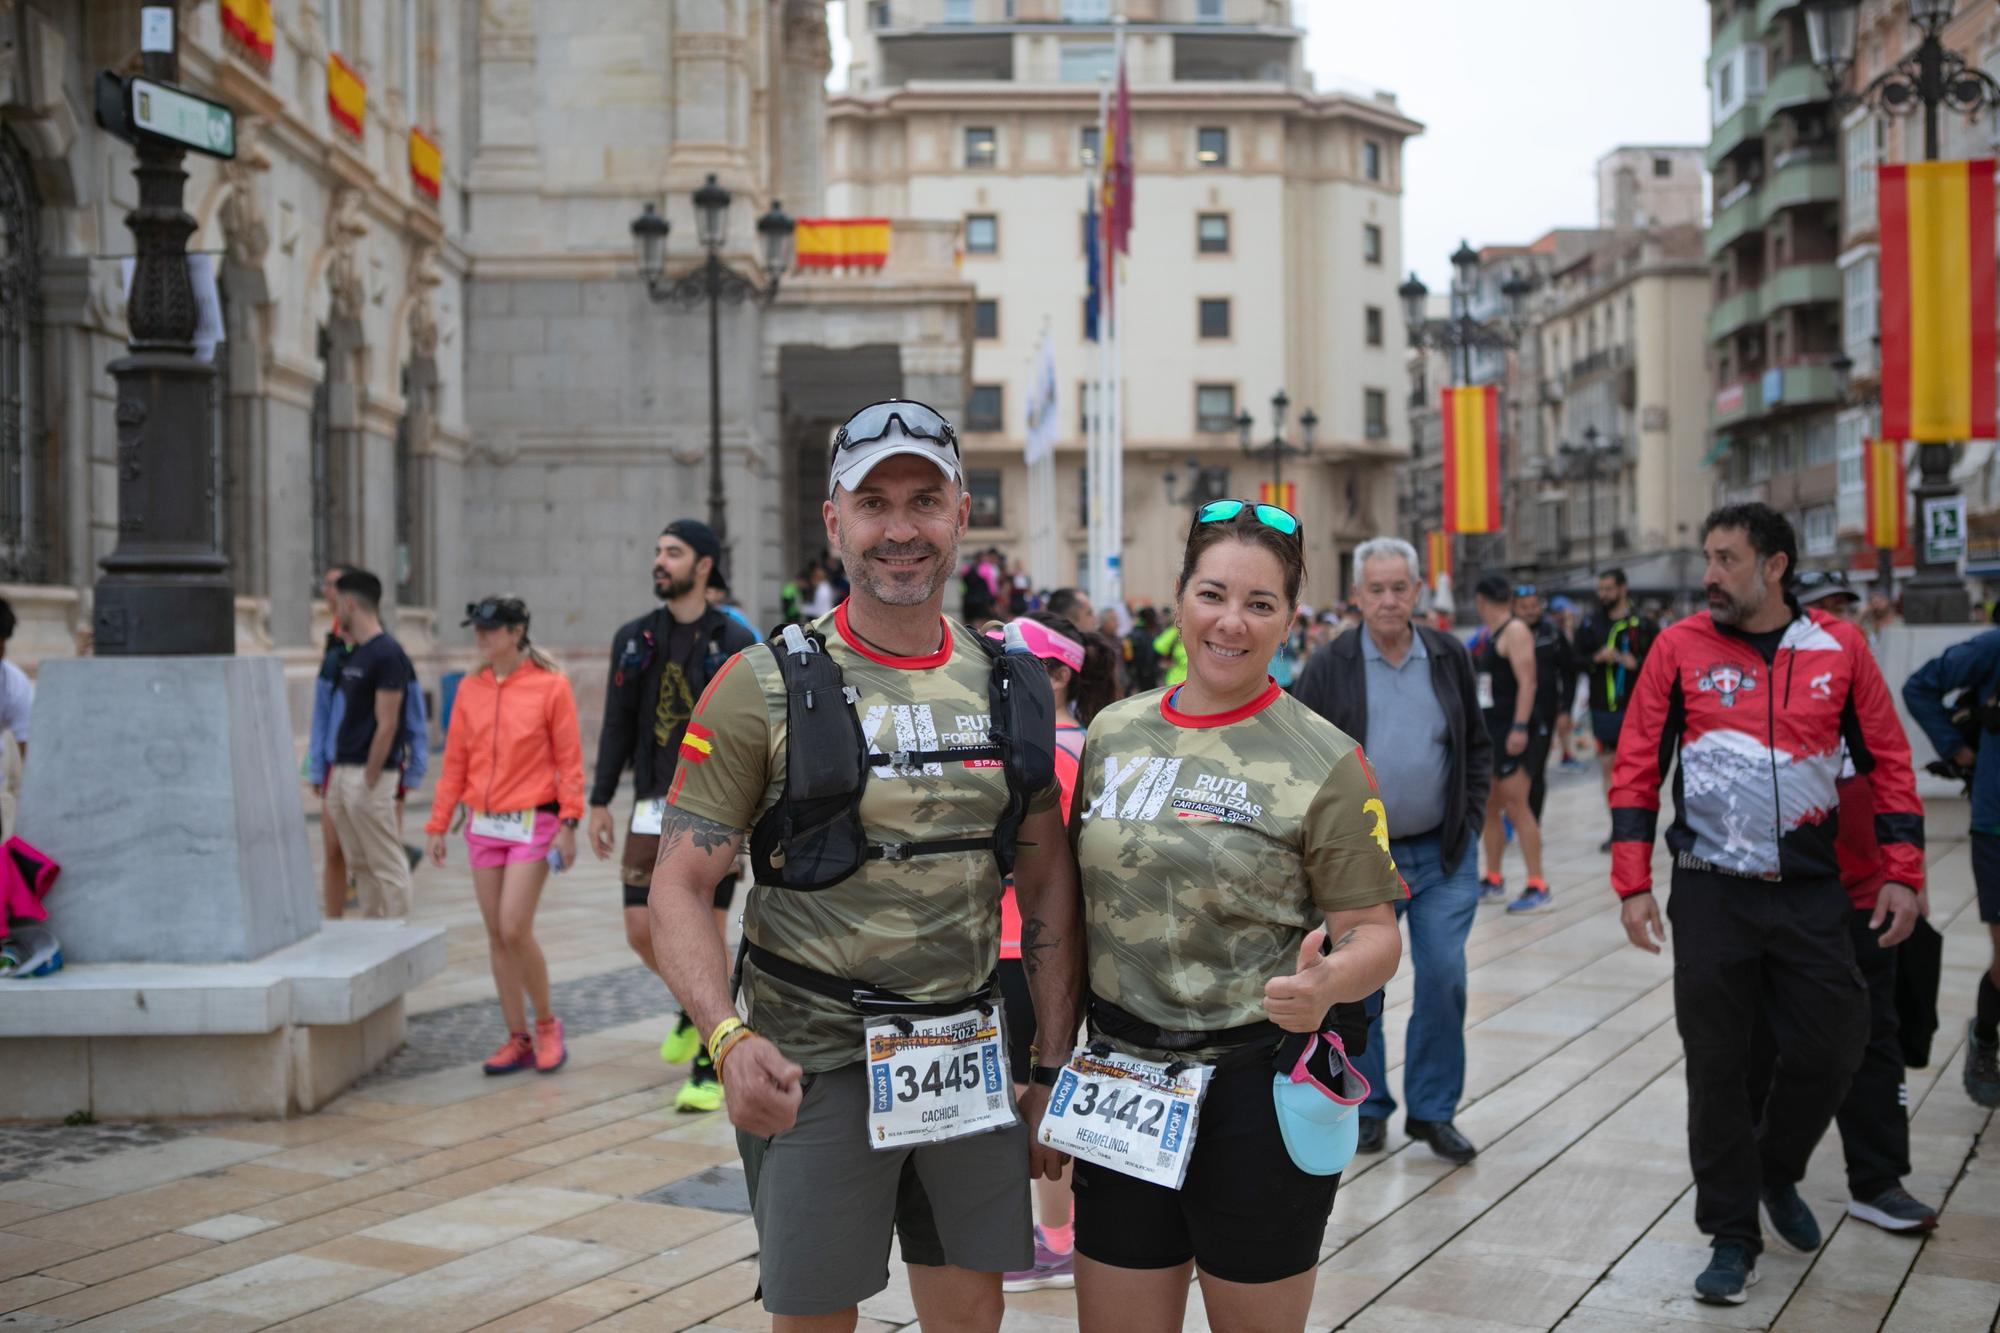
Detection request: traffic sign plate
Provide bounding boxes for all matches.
[128,77,236,159]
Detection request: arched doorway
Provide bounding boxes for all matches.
[0,129,47,583]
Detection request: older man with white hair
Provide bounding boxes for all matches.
[1293,536,1493,1164]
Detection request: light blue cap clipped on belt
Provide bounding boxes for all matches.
[1271,1031,1370,1177]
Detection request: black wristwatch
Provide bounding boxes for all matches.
[560,817,579,830]
[1510,721,1529,733]
[1031,1066,1063,1087]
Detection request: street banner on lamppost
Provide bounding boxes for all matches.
[1440,385,1501,534]
[1878,159,1997,442]
[1864,438,1909,551]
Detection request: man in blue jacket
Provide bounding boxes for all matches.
[1904,630,2000,1108]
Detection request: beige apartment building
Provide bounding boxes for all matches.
[829,0,1421,604]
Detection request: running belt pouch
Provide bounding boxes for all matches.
[985,647,1057,876]
[750,633,870,891]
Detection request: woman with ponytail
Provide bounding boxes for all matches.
[997,610,1117,1294]
[427,596,586,1076]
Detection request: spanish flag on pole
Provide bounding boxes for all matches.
[1878,159,1998,442]
[1441,385,1501,534]
[327,52,366,139]
[1863,439,1908,551]
[409,128,443,201]
[794,218,891,270]
[1258,481,1296,512]
[1427,530,1452,592]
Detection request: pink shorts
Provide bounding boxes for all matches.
[465,809,560,869]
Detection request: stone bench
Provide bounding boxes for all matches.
[0,921,446,1122]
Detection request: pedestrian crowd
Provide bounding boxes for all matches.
[299,396,1999,1331]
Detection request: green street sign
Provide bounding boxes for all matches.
[128,77,236,159]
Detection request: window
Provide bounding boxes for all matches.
[1363,223,1382,265]
[965,127,997,168]
[1197,213,1229,254]
[1748,438,1772,483]
[1365,306,1384,347]
[1364,388,1388,438]
[1653,155,1673,177]
[968,469,1003,527]
[1805,418,1837,468]
[967,385,1004,432]
[944,0,973,22]
[870,2,891,28]
[0,130,46,581]
[1802,505,1837,557]
[1362,139,1382,182]
[1197,0,1224,18]
[974,299,999,340]
[1197,385,1237,433]
[1060,44,1116,82]
[1843,255,1878,366]
[323,0,343,53]
[1845,116,1883,235]
[1063,0,1111,17]
[1199,298,1231,339]
[1080,125,1100,166]
[1197,127,1229,166]
[965,213,998,254]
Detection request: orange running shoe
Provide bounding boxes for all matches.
[483,1032,533,1075]
[534,1016,567,1074]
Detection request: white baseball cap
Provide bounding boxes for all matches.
[828,400,963,497]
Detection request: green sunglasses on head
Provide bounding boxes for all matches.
[1195,499,1303,537]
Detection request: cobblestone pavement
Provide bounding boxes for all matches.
[0,779,1993,1330]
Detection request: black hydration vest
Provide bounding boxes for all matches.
[747,622,1058,893]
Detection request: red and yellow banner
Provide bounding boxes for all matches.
[1863,439,1908,551]
[222,0,274,62]
[409,128,442,201]
[1257,480,1296,512]
[327,52,366,138]
[1441,385,1501,534]
[1427,530,1452,591]
[794,218,889,270]
[1878,159,1997,442]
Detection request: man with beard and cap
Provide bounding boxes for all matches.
[647,400,1083,1329]
[587,517,758,1112]
[1608,503,1925,1305]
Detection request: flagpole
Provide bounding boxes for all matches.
[1107,20,1126,613]
[1090,73,1112,612]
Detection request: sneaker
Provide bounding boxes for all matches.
[1002,1226,1076,1293]
[1507,882,1552,913]
[1967,1020,2000,1109]
[483,1032,534,1075]
[1477,875,1507,905]
[660,1012,700,1065]
[1760,1182,1821,1253]
[1693,1241,1759,1305]
[1847,1186,1939,1233]
[675,1051,724,1113]
[533,1016,567,1074]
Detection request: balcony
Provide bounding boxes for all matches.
[1707,101,1764,170]
[1713,376,1764,430]
[1708,5,1758,69]
[1756,0,1800,27]
[1761,261,1841,312]
[1761,60,1830,119]
[1706,183,1766,257]
[1708,285,1765,343]
[1764,152,1841,213]
[1759,360,1841,410]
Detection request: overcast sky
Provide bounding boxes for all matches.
[825,2,1714,287]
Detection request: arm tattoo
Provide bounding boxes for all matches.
[655,808,739,864]
[1020,915,1057,977]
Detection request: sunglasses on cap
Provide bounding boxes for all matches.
[833,400,961,458]
[1194,499,1303,538]
[1513,585,1538,599]
[462,597,528,628]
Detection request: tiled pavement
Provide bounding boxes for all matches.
[1,775,1996,1330]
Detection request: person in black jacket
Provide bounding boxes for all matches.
[1293,537,1494,1165]
[587,518,757,1109]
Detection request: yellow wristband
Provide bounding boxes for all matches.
[706,1016,746,1065]
[712,1026,755,1080]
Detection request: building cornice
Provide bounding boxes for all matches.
[830,85,1422,136]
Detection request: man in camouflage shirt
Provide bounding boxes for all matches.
[648,402,1083,1330]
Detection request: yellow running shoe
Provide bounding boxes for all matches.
[675,1059,724,1114]
[660,1012,700,1065]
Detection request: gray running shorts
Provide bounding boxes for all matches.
[737,1060,1033,1316]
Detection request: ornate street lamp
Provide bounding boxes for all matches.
[1236,389,1316,498]
[1557,425,1624,572]
[628,175,795,550]
[1807,0,2000,622]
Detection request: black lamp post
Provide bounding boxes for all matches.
[1234,390,1317,498]
[1807,0,2000,623]
[1558,425,1624,574]
[1831,349,1900,597]
[630,175,795,552]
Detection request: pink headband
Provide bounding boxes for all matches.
[985,618,1085,673]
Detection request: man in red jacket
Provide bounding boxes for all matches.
[1610,505,1924,1306]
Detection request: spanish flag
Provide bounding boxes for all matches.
[794,218,889,270]
[1441,385,1501,534]
[1257,480,1296,512]
[1427,530,1452,591]
[1878,159,1998,442]
[409,127,442,201]
[1863,439,1908,551]
[327,52,366,138]
[222,0,274,62]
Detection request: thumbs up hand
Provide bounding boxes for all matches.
[1264,927,1332,1033]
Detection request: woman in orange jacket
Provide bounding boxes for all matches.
[427,597,586,1075]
